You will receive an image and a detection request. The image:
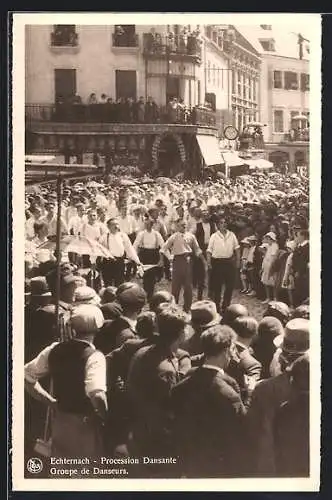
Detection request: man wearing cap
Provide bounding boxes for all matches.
[94,283,146,354]
[246,318,309,476]
[24,304,107,458]
[161,219,204,313]
[100,218,144,287]
[170,324,246,477]
[180,300,221,357]
[207,215,241,313]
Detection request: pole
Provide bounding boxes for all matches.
[145,58,148,100]
[55,171,63,338]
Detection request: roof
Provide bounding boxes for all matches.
[235,25,310,61]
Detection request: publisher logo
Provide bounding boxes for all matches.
[27,457,43,474]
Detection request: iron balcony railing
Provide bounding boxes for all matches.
[112,32,139,48]
[283,129,309,142]
[143,32,202,61]
[25,103,216,127]
[50,30,79,47]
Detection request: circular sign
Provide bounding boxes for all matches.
[224,126,239,141]
[27,457,43,474]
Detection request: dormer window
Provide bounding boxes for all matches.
[260,25,272,30]
[260,39,275,51]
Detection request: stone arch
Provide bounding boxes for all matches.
[151,132,186,172]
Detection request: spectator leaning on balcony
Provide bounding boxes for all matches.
[145,96,159,123]
[136,96,145,123]
[87,93,98,105]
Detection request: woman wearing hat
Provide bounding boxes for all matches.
[260,232,279,303]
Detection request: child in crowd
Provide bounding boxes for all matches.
[239,238,251,294]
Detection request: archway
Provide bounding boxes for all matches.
[152,133,186,176]
[268,150,290,172]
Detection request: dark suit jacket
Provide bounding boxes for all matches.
[292,241,309,277]
[246,372,293,476]
[94,316,136,355]
[195,221,216,251]
[170,366,246,477]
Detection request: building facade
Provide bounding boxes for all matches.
[25,23,232,176]
[236,25,310,171]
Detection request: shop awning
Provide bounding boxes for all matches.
[246,158,274,169]
[221,150,245,167]
[196,135,224,166]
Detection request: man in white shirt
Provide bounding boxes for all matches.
[100,218,143,287]
[40,202,68,238]
[25,206,43,240]
[133,217,164,300]
[161,219,204,312]
[24,304,107,457]
[207,214,241,313]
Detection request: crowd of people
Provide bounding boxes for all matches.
[53,94,214,126]
[24,169,310,478]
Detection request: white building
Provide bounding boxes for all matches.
[236,25,310,169]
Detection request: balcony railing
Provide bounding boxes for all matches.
[50,30,78,47]
[284,129,309,142]
[143,33,202,61]
[25,103,216,128]
[112,32,139,48]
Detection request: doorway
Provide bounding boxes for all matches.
[157,134,182,176]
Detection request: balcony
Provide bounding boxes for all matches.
[143,33,202,63]
[25,103,216,128]
[112,32,139,49]
[283,129,309,142]
[50,29,79,54]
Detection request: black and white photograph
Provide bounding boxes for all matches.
[11,12,321,491]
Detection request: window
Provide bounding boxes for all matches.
[274,110,284,133]
[248,77,252,99]
[212,65,215,85]
[273,70,283,89]
[260,39,275,51]
[237,71,242,96]
[301,73,310,91]
[206,26,212,38]
[113,25,137,47]
[51,25,77,46]
[212,31,217,43]
[253,79,257,101]
[260,25,272,30]
[232,69,235,94]
[217,68,220,87]
[284,71,298,90]
[207,61,211,83]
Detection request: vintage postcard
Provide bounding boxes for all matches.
[11,12,321,491]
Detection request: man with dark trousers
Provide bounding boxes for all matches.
[292,228,309,306]
[206,214,241,313]
[192,209,216,300]
[170,324,246,477]
[100,218,144,287]
[161,219,204,312]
